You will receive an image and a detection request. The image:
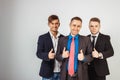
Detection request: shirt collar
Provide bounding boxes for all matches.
[49,31,60,39]
[68,34,79,40]
[91,32,99,37]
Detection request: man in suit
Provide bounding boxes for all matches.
[56,17,93,80]
[36,15,64,80]
[88,17,114,80]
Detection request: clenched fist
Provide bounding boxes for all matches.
[78,49,85,61]
[62,47,69,58]
[48,49,55,59]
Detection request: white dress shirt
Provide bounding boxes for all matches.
[49,31,61,72]
[90,32,103,59]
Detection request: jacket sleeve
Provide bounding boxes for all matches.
[56,37,64,62]
[36,36,50,61]
[83,37,93,64]
[101,36,114,59]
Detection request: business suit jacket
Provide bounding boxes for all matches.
[56,34,93,80]
[36,32,64,78]
[88,33,114,76]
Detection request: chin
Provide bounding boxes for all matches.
[92,32,97,35]
[53,29,58,32]
[73,33,78,35]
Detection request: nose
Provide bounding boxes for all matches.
[74,26,79,30]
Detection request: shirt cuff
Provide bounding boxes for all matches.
[98,52,103,59]
[81,57,87,62]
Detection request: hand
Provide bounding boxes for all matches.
[78,49,84,61]
[92,48,99,58]
[62,47,69,58]
[48,49,55,59]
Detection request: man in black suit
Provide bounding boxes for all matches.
[88,17,114,80]
[36,15,63,80]
[56,17,93,80]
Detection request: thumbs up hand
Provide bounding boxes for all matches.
[62,47,69,58]
[78,49,85,61]
[92,48,99,58]
[48,49,55,59]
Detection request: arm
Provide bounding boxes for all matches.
[56,37,69,62]
[83,38,93,63]
[78,37,93,63]
[101,36,114,59]
[56,38,64,62]
[36,36,50,61]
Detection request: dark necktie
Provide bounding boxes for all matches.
[92,36,96,48]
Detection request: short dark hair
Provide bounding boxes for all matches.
[70,17,82,23]
[48,15,59,23]
[89,17,100,23]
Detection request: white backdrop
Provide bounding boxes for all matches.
[0,0,120,80]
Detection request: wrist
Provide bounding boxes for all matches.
[98,52,103,59]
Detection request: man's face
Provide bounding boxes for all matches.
[70,20,82,36]
[48,19,60,32]
[89,21,100,35]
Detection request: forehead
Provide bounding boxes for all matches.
[71,20,82,24]
[49,19,59,23]
[89,21,100,25]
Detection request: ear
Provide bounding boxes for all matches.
[58,23,60,26]
[100,24,101,28]
[48,22,50,26]
[69,23,71,27]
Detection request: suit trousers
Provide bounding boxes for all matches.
[42,72,60,80]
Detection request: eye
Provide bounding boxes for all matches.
[51,23,54,25]
[90,25,94,27]
[77,25,80,28]
[95,25,98,27]
[72,24,76,27]
[55,23,59,25]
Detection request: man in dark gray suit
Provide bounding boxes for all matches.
[56,17,93,80]
[88,17,114,80]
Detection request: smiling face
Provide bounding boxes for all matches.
[48,15,60,33]
[89,21,100,35]
[70,19,82,36]
[48,19,60,33]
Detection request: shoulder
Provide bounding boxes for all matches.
[38,32,50,40]
[39,32,50,37]
[87,34,91,37]
[79,35,91,46]
[79,35,90,40]
[59,34,65,38]
[99,33,110,40]
[59,36,68,41]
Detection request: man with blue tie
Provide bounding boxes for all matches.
[36,15,64,80]
[56,17,93,80]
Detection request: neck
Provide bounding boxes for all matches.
[91,32,100,37]
[50,31,58,38]
[92,32,99,36]
[71,33,77,37]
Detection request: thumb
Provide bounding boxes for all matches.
[80,49,83,54]
[63,47,66,51]
[94,48,96,51]
[50,48,53,53]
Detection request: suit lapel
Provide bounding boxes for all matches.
[95,33,102,48]
[88,34,101,49]
[78,35,83,51]
[63,36,69,49]
[47,32,54,52]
